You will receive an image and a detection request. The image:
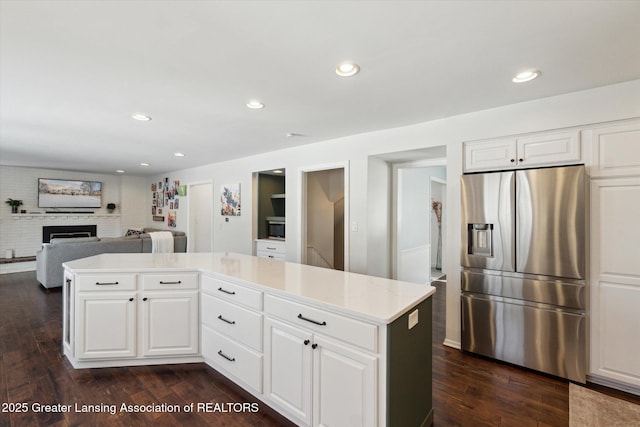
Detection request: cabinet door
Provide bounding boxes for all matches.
[142,291,199,357]
[313,336,377,427]
[589,121,640,177]
[77,292,136,359]
[516,130,581,168]
[464,138,517,172]
[590,177,640,388]
[264,317,312,425]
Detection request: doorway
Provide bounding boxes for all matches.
[300,164,348,271]
[188,182,213,252]
[394,161,446,284]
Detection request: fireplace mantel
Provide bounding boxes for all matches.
[10,213,119,220]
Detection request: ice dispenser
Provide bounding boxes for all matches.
[467,223,493,257]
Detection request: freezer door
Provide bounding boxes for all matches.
[516,166,585,279]
[461,293,586,383]
[461,171,515,272]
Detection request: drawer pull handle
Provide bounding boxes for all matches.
[218,287,236,295]
[159,280,182,285]
[218,350,235,362]
[66,278,72,285]
[95,281,119,285]
[298,313,327,326]
[218,315,236,325]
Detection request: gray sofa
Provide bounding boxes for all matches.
[36,228,187,288]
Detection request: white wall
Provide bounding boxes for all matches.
[0,166,141,258]
[147,79,640,347]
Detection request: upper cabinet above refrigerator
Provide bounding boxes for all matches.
[464,130,581,172]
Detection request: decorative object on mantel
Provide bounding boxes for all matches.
[431,199,443,270]
[106,203,116,213]
[5,198,23,214]
[221,183,241,216]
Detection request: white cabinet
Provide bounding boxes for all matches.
[264,317,313,425]
[464,130,581,172]
[77,292,136,359]
[142,291,199,357]
[75,274,137,360]
[589,176,640,392]
[588,121,640,177]
[264,295,378,426]
[70,271,199,363]
[141,273,199,357]
[201,275,264,394]
[313,335,376,427]
[256,239,286,260]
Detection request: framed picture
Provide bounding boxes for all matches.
[152,215,164,222]
[221,183,241,216]
[167,210,176,227]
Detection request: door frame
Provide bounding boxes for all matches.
[297,161,350,271]
[391,158,446,280]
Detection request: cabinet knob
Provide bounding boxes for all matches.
[519,158,524,162]
[129,298,134,302]
[304,339,310,345]
[311,343,318,350]
[143,297,148,301]
[510,159,515,163]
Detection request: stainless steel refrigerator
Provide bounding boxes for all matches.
[460,165,586,382]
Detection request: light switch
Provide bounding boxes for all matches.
[408,309,419,329]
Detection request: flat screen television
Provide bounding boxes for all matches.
[38,178,102,208]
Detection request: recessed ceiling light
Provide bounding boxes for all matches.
[174,152,185,157]
[246,100,265,109]
[116,170,125,174]
[273,169,283,174]
[132,114,152,121]
[140,162,150,167]
[336,62,360,77]
[512,70,541,83]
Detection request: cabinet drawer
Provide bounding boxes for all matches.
[142,273,198,290]
[256,240,285,254]
[77,274,137,291]
[202,326,262,393]
[201,275,263,311]
[264,295,377,352]
[257,251,286,261]
[201,293,263,351]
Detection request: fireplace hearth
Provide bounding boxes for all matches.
[42,225,97,243]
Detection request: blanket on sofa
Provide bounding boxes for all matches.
[149,231,174,253]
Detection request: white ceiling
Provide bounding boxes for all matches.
[1,1,639,176]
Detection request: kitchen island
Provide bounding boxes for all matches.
[63,252,435,426]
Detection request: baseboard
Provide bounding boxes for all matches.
[0,261,36,274]
[443,338,461,349]
[588,373,640,396]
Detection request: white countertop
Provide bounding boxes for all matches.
[64,252,436,324]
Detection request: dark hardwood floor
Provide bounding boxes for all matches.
[1,271,638,426]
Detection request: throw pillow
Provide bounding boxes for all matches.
[124,228,144,237]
